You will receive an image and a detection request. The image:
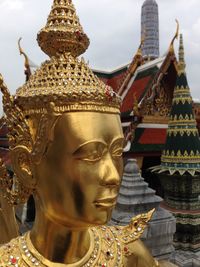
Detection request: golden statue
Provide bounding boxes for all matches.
[0,1,176,266]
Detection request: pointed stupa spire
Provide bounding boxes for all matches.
[37,0,90,57]
[152,34,200,176]
[177,34,186,75]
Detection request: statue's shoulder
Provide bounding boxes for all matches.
[0,236,23,266]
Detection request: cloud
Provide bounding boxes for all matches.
[0,0,24,10]
[192,18,200,38]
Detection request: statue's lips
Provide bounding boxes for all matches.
[94,197,117,208]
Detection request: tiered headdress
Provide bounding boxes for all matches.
[15,0,121,115]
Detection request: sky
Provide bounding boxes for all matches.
[0,0,200,113]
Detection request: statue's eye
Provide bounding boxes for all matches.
[81,150,103,162]
[112,148,123,158]
[74,142,109,162]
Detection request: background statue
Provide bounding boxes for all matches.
[0,0,176,266]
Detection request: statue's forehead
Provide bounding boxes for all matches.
[53,112,123,151]
[58,112,121,127]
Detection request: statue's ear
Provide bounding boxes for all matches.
[10,146,36,189]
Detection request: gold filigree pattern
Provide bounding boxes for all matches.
[167,128,198,137]
[0,74,32,150]
[177,34,185,75]
[16,53,121,115]
[172,97,192,105]
[173,86,190,93]
[161,149,200,163]
[37,0,89,57]
[141,84,171,118]
[169,113,195,123]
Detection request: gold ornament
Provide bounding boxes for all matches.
[37,0,90,58]
[16,53,121,116]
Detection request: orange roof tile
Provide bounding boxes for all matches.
[107,72,126,92]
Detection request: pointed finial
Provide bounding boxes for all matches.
[18,38,32,81]
[37,0,90,58]
[169,19,179,53]
[136,29,146,57]
[178,34,186,75]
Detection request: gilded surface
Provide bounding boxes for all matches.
[37,0,89,57]
[141,84,171,118]
[16,54,121,115]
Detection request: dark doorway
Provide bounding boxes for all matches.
[142,156,164,198]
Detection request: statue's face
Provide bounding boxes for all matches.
[35,112,124,227]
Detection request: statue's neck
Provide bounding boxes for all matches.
[30,200,90,264]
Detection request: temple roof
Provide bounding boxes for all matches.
[129,126,167,154]
[121,64,158,113]
[94,38,177,155]
[93,64,128,93]
[94,55,171,115]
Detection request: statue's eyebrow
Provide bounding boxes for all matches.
[73,140,107,154]
[73,138,124,155]
[110,137,125,149]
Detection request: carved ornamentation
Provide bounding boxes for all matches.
[141,84,171,118]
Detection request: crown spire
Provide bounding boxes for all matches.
[178,34,186,75]
[37,0,90,57]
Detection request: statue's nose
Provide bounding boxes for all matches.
[100,154,120,187]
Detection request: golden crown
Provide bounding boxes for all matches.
[15,0,121,115]
[16,54,121,115]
